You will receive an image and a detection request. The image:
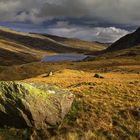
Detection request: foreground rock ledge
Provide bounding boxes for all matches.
[0,81,74,129]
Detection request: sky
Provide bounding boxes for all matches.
[0,0,139,43]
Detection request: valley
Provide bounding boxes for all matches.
[0,27,139,140]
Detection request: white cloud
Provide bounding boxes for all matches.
[45,23,129,42]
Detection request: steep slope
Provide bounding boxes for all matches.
[107,45,140,58]
[0,39,41,66]
[42,34,106,51]
[107,27,140,51]
[0,27,105,54]
[0,27,106,66]
[0,28,84,53]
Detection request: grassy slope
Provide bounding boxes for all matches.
[0,50,139,139]
[24,69,140,140]
[0,39,47,66]
[0,28,140,139]
[0,28,105,66]
[43,34,106,51]
[103,45,140,58]
[0,55,139,81]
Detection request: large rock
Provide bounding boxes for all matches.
[0,81,74,129]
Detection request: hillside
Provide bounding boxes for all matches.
[0,27,105,66]
[0,28,83,54]
[0,27,139,140]
[86,27,140,60]
[107,27,140,51]
[0,57,139,139]
[42,34,106,51]
[0,39,47,66]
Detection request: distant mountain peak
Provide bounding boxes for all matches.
[135,27,140,33]
[106,27,140,51]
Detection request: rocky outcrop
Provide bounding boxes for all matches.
[107,27,140,51]
[0,81,74,129]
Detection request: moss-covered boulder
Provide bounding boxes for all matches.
[0,81,74,129]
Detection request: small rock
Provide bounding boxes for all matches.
[94,73,104,79]
[43,71,53,77]
[48,71,53,76]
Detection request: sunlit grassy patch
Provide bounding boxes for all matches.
[24,68,140,139]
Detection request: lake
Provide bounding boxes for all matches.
[42,53,89,62]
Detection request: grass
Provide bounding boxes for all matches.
[0,128,31,140]
[23,68,140,140]
[0,27,140,139]
[0,60,139,139]
[0,56,139,81]
[45,35,106,51]
[0,27,105,66]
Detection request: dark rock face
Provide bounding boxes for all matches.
[0,82,74,129]
[107,27,140,51]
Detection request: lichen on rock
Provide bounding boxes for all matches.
[0,81,74,130]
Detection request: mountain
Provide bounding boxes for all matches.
[41,34,106,51]
[0,39,41,66]
[0,27,105,66]
[107,27,140,51]
[0,28,139,140]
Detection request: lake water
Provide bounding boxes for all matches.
[42,53,89,62]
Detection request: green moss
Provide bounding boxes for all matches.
[64,99,80,125]
[0,81,50,100]
[22,83,50,99]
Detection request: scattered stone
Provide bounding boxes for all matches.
[48,71,53,76]
[0,81,74,130]
[94,73,104,79]
[129,81,139,85]
[129,82,134,84]
[43,71,53,77]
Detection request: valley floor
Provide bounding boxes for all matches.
[0,57,140,140]
[0,27,140,140]
[24,69,140,140]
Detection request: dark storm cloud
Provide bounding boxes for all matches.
[0,0,139,42]
[0,21,130,43]
[37,0,140,25]
[0,0,140,25]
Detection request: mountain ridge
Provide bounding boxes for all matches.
[107,27,140,51]
[0,27,105,66]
